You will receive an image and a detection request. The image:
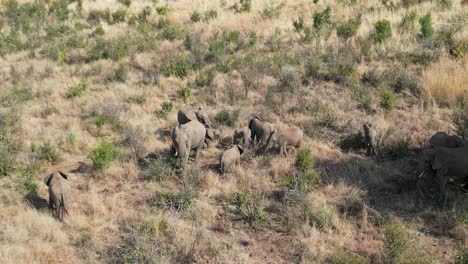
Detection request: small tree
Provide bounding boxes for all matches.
[373,19,392,43]
[419,13,434,39]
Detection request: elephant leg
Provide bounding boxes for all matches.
[48,192,53,211]
[195,147,201,164]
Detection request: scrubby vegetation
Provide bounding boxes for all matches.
[0,0,466,263]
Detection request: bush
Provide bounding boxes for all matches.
[204,9,218,22]
[384,222,410,263]
[380,90,396,112]
[232,0,251,13]
[24,176,39,196]
[284,170,321,194]
[140,156,175,181]
[232,191,266,228]
[90,141,119,170]
[190,11,201,22]
[153,188,194,211]
[34,142,61,163]
[115,64,128,83]
[260,2,285,20]
[2,86,33,105]
[337,17,361,40]
[399,11,417,33]
[372,19,392,43]
[308,204,336,228]
[49,0,69,21]
[165,56,190,78]
[214,109,238,127]
[156,6,170,15]
[419,13,434,39]
[178,86,191,101]
[454,251,468,264]
[313,6,332,31]
[295,148,314,173]
[112,8,127,24]
[125,95,146,105]
[94,25,105,36]
[161,25,185,41]
[156,101,173,118]
[64,82,87,99]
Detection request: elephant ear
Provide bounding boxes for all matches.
[237,145,244,155]
[44,173,54,186]
[58,171,68,180]
[206,129,215,140]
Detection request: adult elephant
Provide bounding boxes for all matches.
[248,116,274,147]
[265,127,303,156]
[44,171,71,221]
[424,145,468,193]
[172,120,206,168]
[178,107,211,128]
[429,132,464,148]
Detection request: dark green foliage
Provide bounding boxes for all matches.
[165,56,190,78]
[24,176,39,196]
[419,13,434,39]
[178,87,191,101]
[390,71,421,95]
[295,148,314,173]
[89,141,119,170]
[161,25,185,41]
[156,6,170,15]
[313,7,332,31]
[156,101,173,118]
[94,25,105,35]
[232,191,266,228]
[153,188,194,211]
[214,109,239,127]
[372,19,392,43]
[112,8,127,24]
[191,11,202,22]
[339,132,367,150]
[64,82,87,99]
[4,1,46,32]
[0,109,22,175]
[49,0,69,21]
[204,9,218,22]
[384,222,410,263]
[380,90,396,112]
[454,251,468,264]
[438,0,452,10]
[89,114,111,130]
[337,17,361,40]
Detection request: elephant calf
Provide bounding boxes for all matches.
[248,116,274,147]
[429,131,464,148]
[265,127,303,156]
[424,145,468,193]
[205,128,220,148]
[44,171,71,221]
[233,127,251,149]
[363,124,378,157]
[220,145,244,174]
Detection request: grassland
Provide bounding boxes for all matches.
[0,0,467,263]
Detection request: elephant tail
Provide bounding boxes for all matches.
[220,156,224,175]
[60,193,69,220]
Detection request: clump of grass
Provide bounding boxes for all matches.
[64,81,87,99]
[380,90,396,112]
[112,8,127,24]
[165,56,190,78]
[190,11,202,22]
[295,148,313,173]
[178,87,191,101]
[118,0,131,7]
[419,12,434,39]
[260,2,285,20]
[399,11,417,33]
[115,64,128,83]
[232,0,251,13]
[214,109,238,127]
[156,6,170,15]
[94,25,105,36]
[232,191,266,228]
[337,17,361,40]
[140,156,175,181]
[153,188,194,211]
[327,251,368,264]
[372,19,392,43]
[156,101,173,118]
[32,142,61,163]
[89,141,119,170]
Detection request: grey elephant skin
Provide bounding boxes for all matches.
[233,127,251,149]
[363,124,379,157]
[178,107,211,127]
[220,145,244,174]
[205,128,220,148]
[429,132,464,148]
[44,171,71,221]
[172,120,206,168]
[248,116,274,146]
[265,127,303,156]
[424,145,468,192]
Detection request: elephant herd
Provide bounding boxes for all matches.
[42,108,467,221]
[171,107,305,174]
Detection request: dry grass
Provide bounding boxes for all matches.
[423,56,468,107]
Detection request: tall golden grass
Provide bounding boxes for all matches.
[422,56,468,107]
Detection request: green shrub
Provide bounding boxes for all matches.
[153,188,194,211]
[2,86,33,104]
[64,82,87,99]
[156,101,173,118]
[308,204,336,228]
[90,141,119,170]
[214,109,238,127]
[384,222,410,263]
[191,11,202,22]
[94,25,105,36]
[118,0,131,7]
[34,142,61,163]
[140,156,174,181]
[49,0,69,21]
[284,170,321,194]
[165,56,190,78]
[161,25,185,41]
[232,0,251,13]
[419,13,434,39]
[295,148,314,173]
[260,2,285,20]
[24,176,38,196]
[454,251,468,264]
[204,9,218,22]
[178,87,191,101]
[112,8,127,23]
[337,17,361,40]
[372,19,392,43]
[115,64,128,82]
[232,191,266,228]
[380,90,396,112]
[156,6,170,15]
[313,7,332,31]
[89,115,111,130]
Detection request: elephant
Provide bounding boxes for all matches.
[424,145,468,193]
[233,127,251,149]
[172,120,206,168]
[363,124,378,157]
[220,145,244,174]
[248,116,274,147]
[44,171,71,221]
[204,128,220,148]
[429,132,464,148]
[177,107,211,128]
[265,127,303,156]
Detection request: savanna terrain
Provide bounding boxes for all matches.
[0,0,467,263]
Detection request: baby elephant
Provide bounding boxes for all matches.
[233,127,251,149]
[265,127,303,156]
[429,131,464,148]
[220,145,244,175]
[44,171,71,221]
[205,128,220,148]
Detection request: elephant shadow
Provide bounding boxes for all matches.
[25,193,49,210]
[155,128,172,141]
[70,161,92,174]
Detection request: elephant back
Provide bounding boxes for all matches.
[177,109,197,125]
[182,120,206,147]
